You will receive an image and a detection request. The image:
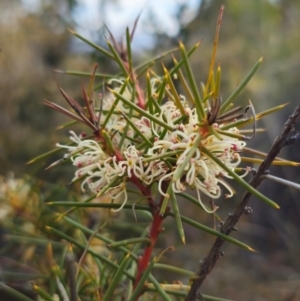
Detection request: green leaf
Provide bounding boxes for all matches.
[109,88,174,131]
[172,56,194,104]
[54,193,97,219]
[202,295,237,301]
[170,189,185,244]
[107,40,128,76]
[143,150,182,163]
[127,257,156,301]
[125,27,133,75]
[62,216,194,277]
[118,107,152,147]
[153,264,194,277]
[33,285,55,301]
[215,65,221,98]
[102,253,131,301]
[26,147,63,164]
[159,183,172,216]
[46,226,135,281]
[220,57,263,113]
[49,203,254,251]
[54,69,114,78]
[0,282,34,301]
[145,275,176,301]
[70,29,115,60]
[107,238,151,248]
[168,213,255,252]
[5,234,64,248]
[0,271,47,281]
[144,283,236,300]
[164,66,185,115]
[179,41,205,121]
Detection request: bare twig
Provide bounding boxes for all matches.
[186,104,300,301]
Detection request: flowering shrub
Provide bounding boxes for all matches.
[26,6,300,301]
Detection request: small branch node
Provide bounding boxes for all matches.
[251,168,257,176]
[284,131,300,146]
[199,258,207,268]
[244,206,253,215]
[196,292,205,301]
[218,221,225,233]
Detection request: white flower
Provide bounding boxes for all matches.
[145,100,248,211]
[55,77,249,214]
[120,146,141,178]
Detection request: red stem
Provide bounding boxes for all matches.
[129,177,169,300]
[133,209,164,290]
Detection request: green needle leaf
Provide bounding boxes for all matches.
[215,64,221,98]
[118,108,152,147]
[164,65,185,115]
[69,29,115,60]
[220,57,263,113]
[62,215,194,277]
[107,238,151,248]
[171,213,255,252]
[109,88,174,131]
[147,275,174,301]
[126,27,133,75]
[128,258,157,301]
[179,41,205,121]
[159,183,172,216]
[33,285,55,301]
[50,202,253,250]
[102,253,131,301]
[0,282,34,301]
[27,147,63,164]
[46,226,135,280]
[172,56,194,104]
[170,189,186,244]
[107,40,128,76]
[54,69,114,78]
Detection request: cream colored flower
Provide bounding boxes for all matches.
[56,77,248,213]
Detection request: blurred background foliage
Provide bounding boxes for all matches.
[1,0,300,300]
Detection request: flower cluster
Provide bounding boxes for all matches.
[57,79,249,212]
